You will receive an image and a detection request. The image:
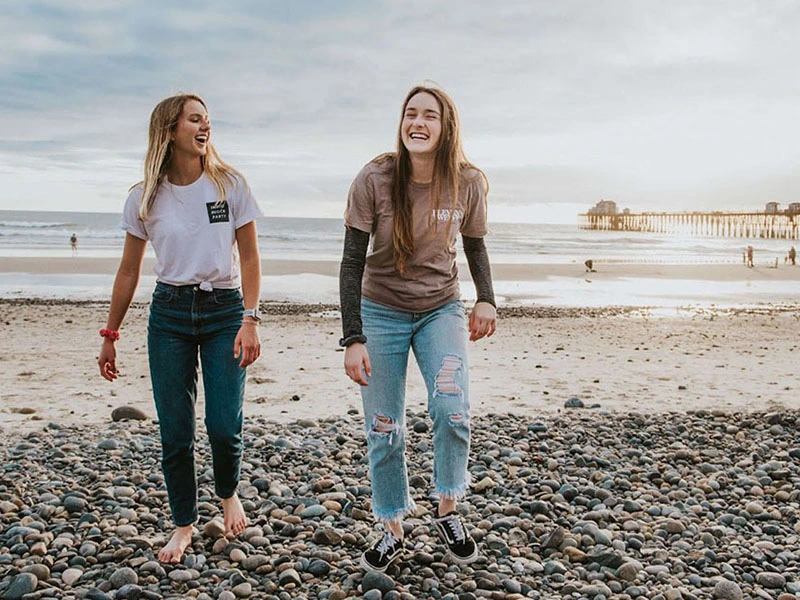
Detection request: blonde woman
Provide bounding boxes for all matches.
[98,94,263,563]
[339,85,497,571]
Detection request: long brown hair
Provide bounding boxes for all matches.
[137,93,244,220]
[382,85,486,275]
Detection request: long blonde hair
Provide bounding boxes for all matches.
[383,85,487,275]
[137,93,244,220]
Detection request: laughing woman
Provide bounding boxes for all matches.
[339,85,497,572]
[98,93,263,563]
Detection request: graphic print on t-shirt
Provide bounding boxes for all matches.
[431,208,463,223]
[206,202,230,224]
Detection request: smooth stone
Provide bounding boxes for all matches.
[139,562,165,577]
[203,520,226,538]
[168,569,200,582]
[229,548,246,563]
[308,559,331,577]
[63,496,87,513]
[111,406,148,421]
[115,525,137,538]
[300,505,327,518]
[617,562,640,582]
[278,568,301,587]
[474,477,495,493]
[713,579,743,600]
[312,529,342,545]
[2,573,38,599]
[21,564,50,581]
[241,555,269,570]
[109,567,137,589]
[363,571,395,594]
[231,582,252,597]
[116,584,143,600]
[61,568,83,586]
[756,573,786,589]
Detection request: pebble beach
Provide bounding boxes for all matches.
[1,299,800,599]
[1,408,800,600]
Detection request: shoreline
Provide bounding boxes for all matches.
[2,296,800,318]
[2,256,800,281]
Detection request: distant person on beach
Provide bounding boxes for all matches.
[746,245,754,268]
[339,85,497,572]
[790,246,796,266]
[584,259,595,273]
[97,94,263,563]
[70,233,78,256]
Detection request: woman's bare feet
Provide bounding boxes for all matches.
[158,525,194,564]
[222,494,247,537]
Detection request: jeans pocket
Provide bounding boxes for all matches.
[152,287,175,304]
[213,288,243,306]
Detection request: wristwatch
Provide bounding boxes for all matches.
[243,308,261,322]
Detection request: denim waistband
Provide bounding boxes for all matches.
[155,281,238,295]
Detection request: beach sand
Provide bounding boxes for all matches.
[2,268,800,598]
[3,256,800,282]
[1,298,798,435]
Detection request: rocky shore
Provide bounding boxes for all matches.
[1,409,799,599]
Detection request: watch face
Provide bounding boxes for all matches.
[244,309,261,321]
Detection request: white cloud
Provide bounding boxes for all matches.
[2,0,800,215]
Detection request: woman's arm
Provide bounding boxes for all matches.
[98,233,147,380]
[462,235,497,341]
[234,221,261,367]
[339,226,371,386]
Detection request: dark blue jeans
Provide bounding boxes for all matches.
[147,282,246,527]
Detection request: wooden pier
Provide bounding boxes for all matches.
[579,212,799,240]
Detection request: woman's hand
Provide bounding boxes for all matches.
[469,301,497,341]
[98,339,119,381]
[234,322,261,367]
[344,343,371,386]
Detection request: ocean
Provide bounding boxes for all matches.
[1,210,798,308]
[0,209,795,264]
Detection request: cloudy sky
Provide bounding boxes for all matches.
[2,0,799,223]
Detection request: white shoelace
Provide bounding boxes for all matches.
[376,532,400,557]
[443,515,466,543]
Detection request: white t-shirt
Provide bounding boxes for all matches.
[120,173,263,289]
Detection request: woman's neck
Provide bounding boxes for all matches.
[166,155,203,186]
[409,154,434,184]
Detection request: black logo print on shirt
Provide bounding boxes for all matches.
[206,202,230,224]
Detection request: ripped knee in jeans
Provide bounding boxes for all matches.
[371,413,397,435]
[434,355,463,396]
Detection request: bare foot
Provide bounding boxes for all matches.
[222,494,247,537]
[158,525,194,564]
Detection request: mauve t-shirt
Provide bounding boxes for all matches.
[344,157,488,312]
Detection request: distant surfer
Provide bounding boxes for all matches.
[70,233,78,256]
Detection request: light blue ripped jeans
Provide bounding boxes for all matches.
[360,297,471,522]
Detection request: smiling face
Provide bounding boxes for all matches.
[170,99,211,159]
[400,91,442,158]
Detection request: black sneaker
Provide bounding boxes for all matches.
[433,511,478,564]
[360,530,404,572]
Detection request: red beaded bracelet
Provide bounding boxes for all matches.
[99,328,120,341]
